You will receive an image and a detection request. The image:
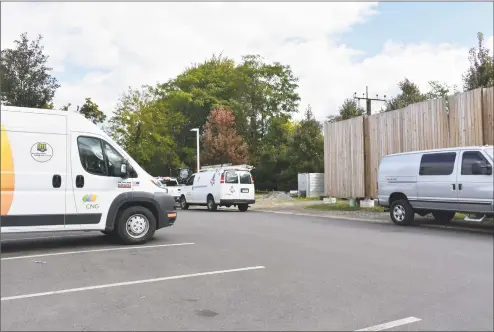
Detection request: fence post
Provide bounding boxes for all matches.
[363,115,372,198]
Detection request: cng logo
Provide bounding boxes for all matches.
[82,194,99,209]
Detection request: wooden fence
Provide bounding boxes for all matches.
[323,87,494,198]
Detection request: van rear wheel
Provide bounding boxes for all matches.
[238,204,248,212]
[390,199,414,226]
[432,211,455,224]
[116,206,156,245]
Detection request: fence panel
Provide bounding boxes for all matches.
[447,88,483,147]
[482,87,494,145]
[323,117,365,198]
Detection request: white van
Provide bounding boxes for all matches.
[377,145,494,225]
[179,164,255,211]
[0,106,177,244]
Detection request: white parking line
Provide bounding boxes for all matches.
[1,266,266,301]
[1,242,195,261]
[355,317,422,331]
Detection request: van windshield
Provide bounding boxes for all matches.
[484,148,493,161]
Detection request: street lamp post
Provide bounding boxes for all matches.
[190,128,200,172]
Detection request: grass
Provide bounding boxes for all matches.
[305,201,385,213]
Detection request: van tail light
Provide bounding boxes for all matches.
[252,176,255,184]
[220,174,225,184]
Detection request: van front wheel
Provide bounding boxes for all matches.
[207,195,217,211]
[180,196,189,210]
[390,199,414,226]
[116,206,156,244]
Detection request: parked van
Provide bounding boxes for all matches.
[377,145,493,225]
[0,106,177,244]
[179,164,255,211]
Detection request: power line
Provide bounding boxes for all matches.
[353,86,387,115]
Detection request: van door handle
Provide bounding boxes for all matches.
[452,184,456,190]
[52,175,61,188]
[76,175,84,188]
[458,183,463,191]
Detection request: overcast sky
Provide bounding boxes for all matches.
[2,2,493,121]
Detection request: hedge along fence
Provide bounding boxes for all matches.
[323,87,494,199]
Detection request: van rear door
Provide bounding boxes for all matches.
[238,171,254,201]
[223,171,240,200]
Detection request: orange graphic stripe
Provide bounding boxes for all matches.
[1,125,15,215]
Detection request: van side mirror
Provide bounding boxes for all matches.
[117,159,129,178]
[472,161,492,175]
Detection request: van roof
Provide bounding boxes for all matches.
[387,145,493,157]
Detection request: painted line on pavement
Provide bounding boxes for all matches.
[1,266,266,301]
[355,317,422,331]
[1,242,195,261]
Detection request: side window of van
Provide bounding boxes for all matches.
[239,171,252,184]
[461,151,488,175]
[225,171,239,184]
[419,152,456,176]
[77,137,107,176]
[187,175,195,186]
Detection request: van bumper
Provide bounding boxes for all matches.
[220,199,255,205]
[155,192,178,229]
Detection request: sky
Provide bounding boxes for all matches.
[1,1,493,121]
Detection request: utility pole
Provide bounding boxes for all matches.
[353,86,387,115]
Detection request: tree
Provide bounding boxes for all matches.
[462,32,494,91]
[384,78,428,112]
[279,106,324,190]
[0,33,60,108]
[327,98,365,122]
[202,106,249,165]
[78,98,107,125]
[108,86,185,175]
[60,103,71,111]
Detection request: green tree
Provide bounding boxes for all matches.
[108,86,185,175]
[384,78,428,112]
[462,32,494,91]
[60,103,71,111]
[78,98,107,125]
[327,98,365,122]
[0,33,60,108]
[280,106,324,190]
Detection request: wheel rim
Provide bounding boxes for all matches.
[125,214,149,239]
[181,198,186,208]
[208,199,213,209]
[393,205,406,222]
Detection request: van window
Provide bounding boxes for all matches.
[102,141,124,177]
[239,171,252,184]
[225,171,239,184]
[419,152,456,176]
[78,137,107,176]
[461,151,489,175]
[187,175,195,186]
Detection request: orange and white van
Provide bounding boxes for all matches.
[1,106,177,244]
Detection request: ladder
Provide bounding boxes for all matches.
[199,163,255,172]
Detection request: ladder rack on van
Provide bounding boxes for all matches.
[199,164,255,172]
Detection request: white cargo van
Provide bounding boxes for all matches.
[0,106,177,244]
[377,145,494,225]
[179,164,255,211]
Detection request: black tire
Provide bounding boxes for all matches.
[116,206,156,245]
[180,196,189,210]
[207,195,217,211]
[432,211,455,224]
[390,199,414,226]
[238,204,248,212]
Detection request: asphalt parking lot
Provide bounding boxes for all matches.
[1,208,493,331]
